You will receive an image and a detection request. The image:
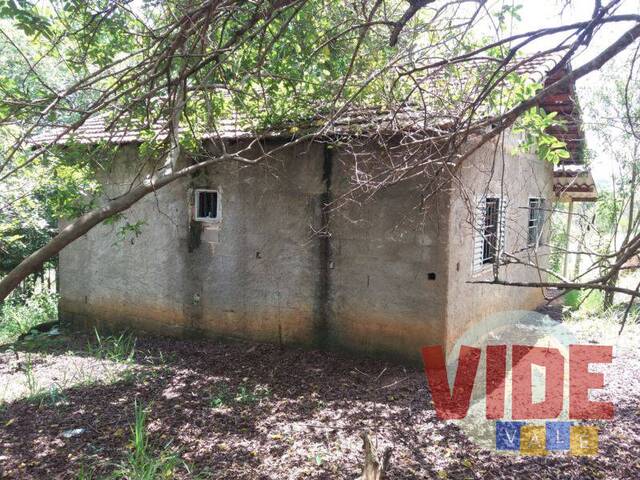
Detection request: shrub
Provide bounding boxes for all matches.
[0,290,58,344]
[563,289,581,310]
[580,290,605,314]
[563,289,604,314]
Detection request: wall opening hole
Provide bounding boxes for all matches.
[428,272,437,281]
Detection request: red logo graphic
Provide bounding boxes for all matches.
[422,344,614,421]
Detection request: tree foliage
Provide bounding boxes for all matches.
[1,0,640,301]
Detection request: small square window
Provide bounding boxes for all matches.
[195,189,220,221]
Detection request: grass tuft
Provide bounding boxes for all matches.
[27,384,68,408]
[112,400,185,480]
[207,382,271,407]
[88,328,137,363]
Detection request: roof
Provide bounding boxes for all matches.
[28,108,448,146]
[540,65,597,202]
[28,53,562,147]
[553,164,598,202]
[29,54,596,201]
[541,66,585,166]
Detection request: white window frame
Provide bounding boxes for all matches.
[194,188,221,222]
[527,197,545,248]
[473,195,507,273]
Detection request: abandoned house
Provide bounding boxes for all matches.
[34,65,596,362]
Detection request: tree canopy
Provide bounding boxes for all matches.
[2,0,640,301]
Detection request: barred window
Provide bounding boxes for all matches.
[195,189,220,221]
[482,197,501,264]
[474,197,506,271]
[528,198,545,247]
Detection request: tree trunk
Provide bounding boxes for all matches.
[1,22,639,303]
[603,273,618,310]
[0,156,222,302]
[357,432,392,480]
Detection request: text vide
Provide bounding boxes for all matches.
[422,344,614,455]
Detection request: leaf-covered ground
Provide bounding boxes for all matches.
[0,319,638,479]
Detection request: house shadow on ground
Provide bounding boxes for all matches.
[0,331,638,479]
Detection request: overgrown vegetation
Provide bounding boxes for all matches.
[113,401,190,480]
[88,328,137,363]
[2,3,640,478]
[563,281,640,335]
[564,289,605,314]
[0,290,58,345]
[208,382,271,408]
[1,0,637,305]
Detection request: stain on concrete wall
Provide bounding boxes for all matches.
[58,134,552,362]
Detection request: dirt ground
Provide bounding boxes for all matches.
[0,317,638,479]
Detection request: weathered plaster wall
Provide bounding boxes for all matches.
[59,140,450,360]
[323,146,450,359]
[444,133,555,350]
[185,141,327,346]
[59,144,193,336]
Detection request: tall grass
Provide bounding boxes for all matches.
[88,328,137,363]
[113,400,184,480]
[0,291,58,344]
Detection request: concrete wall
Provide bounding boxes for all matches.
[59,144,193,337]
[444,134,555,350]
[59,139,451,361]
[324,147,450,359]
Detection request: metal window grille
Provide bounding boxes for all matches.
[528,198,545,247]
[195,190,219,220]
[474,196,506,271]
[482,197,500,264]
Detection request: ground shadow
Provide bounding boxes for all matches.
[0,331,638,479]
